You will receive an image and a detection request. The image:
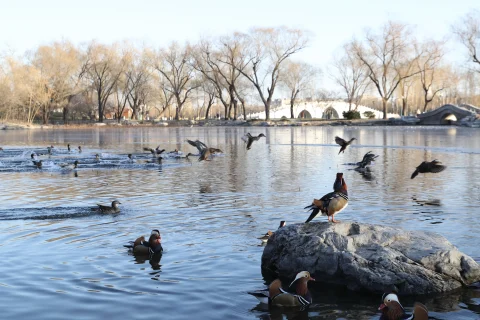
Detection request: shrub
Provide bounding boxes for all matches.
[363,111,376,119]
[342,110,361,119]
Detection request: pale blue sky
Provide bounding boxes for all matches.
[0,0,477,73]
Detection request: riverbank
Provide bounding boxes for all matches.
[0,118,418,130]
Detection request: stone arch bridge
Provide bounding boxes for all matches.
[246,100,398,120]
[417,104,476,125]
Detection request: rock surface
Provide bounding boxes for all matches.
[261,222,480,295]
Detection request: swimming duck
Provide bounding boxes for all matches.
[59,160,78,170]
[47,146,54,155]
[258,221,287,243]
[94,154,100,162]
[31,153,37,160]
[95,200,121,214]
[146,156,163,164]
[143,145,165,155]
[127,154,134,162]
[67,144,71,152]
[356,151,379,168]
[335,136,356,154]
[378,292,428,320]
[78,146,82,153]
[248,271,315,307]
[124,229,163,255]
[241,133,266,150]
[304,173,348,223]
[32,160,43,169]
[410,160,446,179]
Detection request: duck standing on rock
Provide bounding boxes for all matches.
[378,292,428,320]
[94,200,121,214]
[335,136,356,154]
[248,271,315,307]
[124,229,163,256]
[241,133,266,150]
[304,173,348,223]
[411,160,446,179]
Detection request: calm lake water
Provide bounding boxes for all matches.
[0,125,479,320]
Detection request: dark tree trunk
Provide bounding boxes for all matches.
[401,97,407,116]
[97,90,104,122]
[382,98,387,119]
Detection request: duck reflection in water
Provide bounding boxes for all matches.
[354,166,375,181]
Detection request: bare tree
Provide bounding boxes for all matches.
[415,40,445,111]
[153,42,199,120]
[228,26,309,120]
[352,21,421,119]
[84,41,126,122]
[281,61,319,118]
[330,43,370,112]
[453,10,480,70]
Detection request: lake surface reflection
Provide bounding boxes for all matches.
[0,125,479,320]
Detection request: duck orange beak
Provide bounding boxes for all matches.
[378,303,386,310]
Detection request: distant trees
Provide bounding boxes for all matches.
[2,14,480,124]
[352,21,421,119]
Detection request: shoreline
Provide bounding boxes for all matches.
[0,118,440,130]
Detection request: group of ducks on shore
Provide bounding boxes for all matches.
[249,135,447,319]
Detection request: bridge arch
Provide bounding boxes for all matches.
[297,110,312,119]
[417,104,475,125]
[322,106,339,119]
[440,113,457,125]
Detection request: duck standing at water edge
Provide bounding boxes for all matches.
[258,220,287,243]
[378,292,428,320]
[248,271,315,307]
[411,160,446,179]
[335,136,356,154]
[304,173,348,223]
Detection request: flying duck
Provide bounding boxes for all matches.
[411,160,446,179]
[304,173,348,223]
[59,160,78,170]
[241,133,266,150]
[124,229,163,255]
[378,292,428,320]
[258,221,287,243]
[95,200,121,214]
[335,136,356,154]
[248,271,315,307]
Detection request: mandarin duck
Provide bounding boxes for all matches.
[248,271,315,307]
[258,221,287,243]
[241,133,266,150]
[335,136,356,154]
[410,160,446,179]
[304,173,348,223]
[95,200,121,214]
[124,229,163,255]
[379,292,428,320]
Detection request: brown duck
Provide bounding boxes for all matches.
[124,229,163,255]
[379,292,428,320]
[304,173,348,223]
[410,160,446,179]
[95,200,121,214]
[335,136,356,154]
[143,145,165,155]
[248,271,315,307]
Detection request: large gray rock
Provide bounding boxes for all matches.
[261,222,480,295]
